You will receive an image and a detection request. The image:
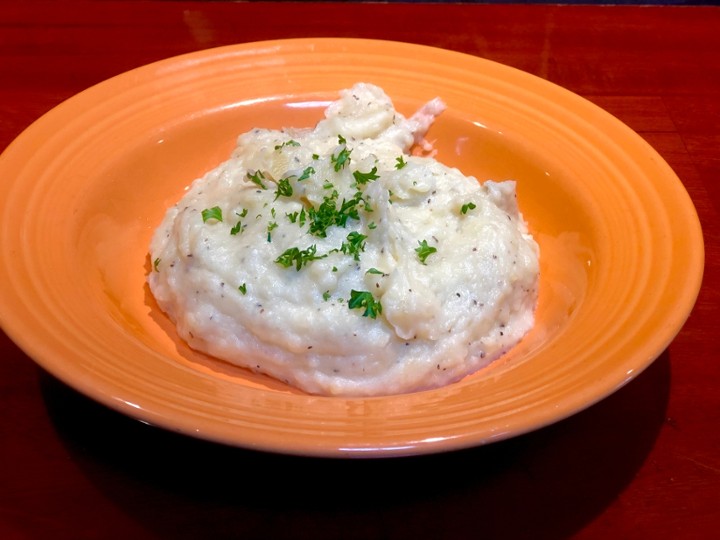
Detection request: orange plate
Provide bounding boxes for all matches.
[0,39,704,457]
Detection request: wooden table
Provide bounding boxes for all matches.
[2,2,718,538]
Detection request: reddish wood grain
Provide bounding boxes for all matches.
[1,2,718,539]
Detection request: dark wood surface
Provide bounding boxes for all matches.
[1,2,718,539]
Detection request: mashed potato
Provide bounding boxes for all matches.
[148,83,539,396]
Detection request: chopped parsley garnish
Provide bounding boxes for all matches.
[230,221,245,235]
[297,166,315,182]
[461,202,477,214]
[352,167,379,186]
[247,170,268,189]
[339,231,367,261]
[348,290,382,319]
[230,209,248,235]
[286,207,307,226]
[308,191,341,237]
[207,135,443,318]
[266,221,278,242]
[201,206,223,223]
[339,192,365,222]
[275,245,325,271]
[153,257,161,272]
[331,135,352,171]
[415,239,437,264]
[305,190,366,238]
[275,177,293,200]
[274,140,300,150]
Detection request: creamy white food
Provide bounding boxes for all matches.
[148,83,539,397]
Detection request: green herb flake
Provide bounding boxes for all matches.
[352,167,379,186]
[247,170,268,189]
[322,291,331,301]
[415,239,437,264]
[230,221,245,235]
[274,140,300,150]
[348,290,383,319]
[461,202,477,214]
[331,135,352,171]
[266,221,278,242]
[238,283,247,295]
[201,206,223,223]
[275,245,325,271]
[275,178,293,200]
[340,231,367,261]
[297,166,315,182]
[395,156,407,170]
[153,257,161,272]
[366,267,383,275]
[308,192,339,237]
[306,189,364,238]
[286,209,307,225]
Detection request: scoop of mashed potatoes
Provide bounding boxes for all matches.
[148,83,539,397]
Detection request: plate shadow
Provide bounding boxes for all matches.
[41,350,671,540]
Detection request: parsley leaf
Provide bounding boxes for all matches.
[415,239,437,264]
[348,290,383,319]
[331,135,352,171]
[275,245,325,271]
[395,156,407,169]
[308,191,340,237]
[275,177,293,200]
[352,167,379,186]
[286,207,307,226]
[247,170,268,189]
[238,283,247,295]
[339,231,367,261]
[201,206,223,223]
[230,209,248,235]
[461,202,477,214]
[274,140,300,150]
[266,221,278,242]
[230,221,245,235]
[297,166,315,182]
